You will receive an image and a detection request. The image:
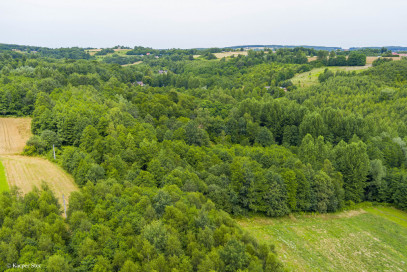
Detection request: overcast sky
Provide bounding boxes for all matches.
[0,0,406,49]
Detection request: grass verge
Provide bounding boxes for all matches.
[0,160,9,192]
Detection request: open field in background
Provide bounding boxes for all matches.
[291,66,370,88]
[113,48,131,53]
[87,49,102,56]
[0,118,78,208]
[121,61,143,67]
[238,206,407,272]
[193,51,249,59]
[307,56,402,64]
[366,56,402,64]
[88,50,405,62]
[86,48,131,56]
[214,51,248,58]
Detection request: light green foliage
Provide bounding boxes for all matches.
[333,140,370,202]
[47,255,71,272]
[0,160,8,192]
[347,52,367,66]
[255,127,275,146]
[299,112,326,139]
[258,170,289,217]
[280,169,297,211]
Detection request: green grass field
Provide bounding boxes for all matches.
[291,66,370,88]
[0,160,9,192]
[238,206,407,272]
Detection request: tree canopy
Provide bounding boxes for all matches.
[0,46,406,271]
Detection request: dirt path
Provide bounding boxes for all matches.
[0,117,78,210]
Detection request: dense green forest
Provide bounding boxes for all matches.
[0,46,406,271]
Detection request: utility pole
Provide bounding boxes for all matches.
[53,144,56,159]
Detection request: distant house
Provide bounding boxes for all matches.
[264,86,271,90]
[155,56,159,59]
[146,53,151,56]
[279,87,288,92]
[136,81,144,86]
[158,70,168,74]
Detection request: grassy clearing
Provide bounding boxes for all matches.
[0,160,8,192]
[364,206,407,228]
[121,61,143,67]
[291,66,370,88]
[237,206,407,272]
[86,49,102,56]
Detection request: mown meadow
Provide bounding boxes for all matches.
[238,205,407,271]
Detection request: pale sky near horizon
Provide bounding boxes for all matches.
[0,0,406,49]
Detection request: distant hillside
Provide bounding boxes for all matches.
[349,46,407,51]
[225,44,342,51]
[1,43,406,56]
[0,43,91,59]
[0,43,44,52]
[224,45,407,52]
